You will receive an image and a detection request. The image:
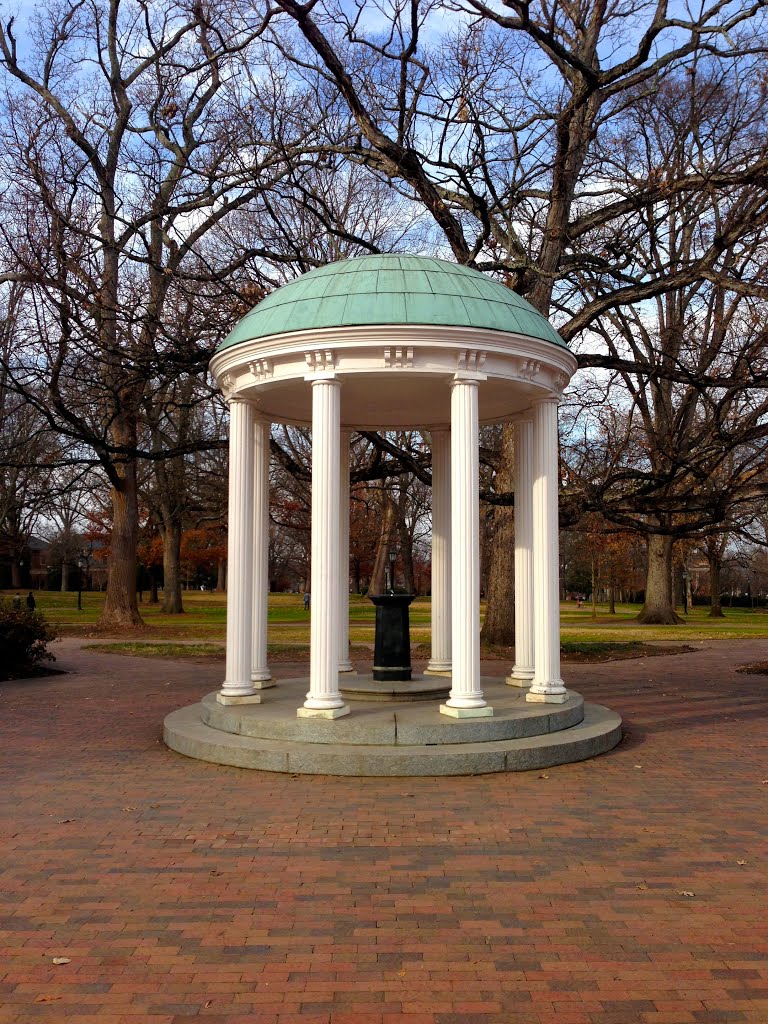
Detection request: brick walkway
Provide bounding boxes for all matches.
[1,638,767,1024]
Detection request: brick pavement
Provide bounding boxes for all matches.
[0,638,767,1024]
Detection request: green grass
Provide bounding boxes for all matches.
[560,601,768,641]
[7,590,768,644]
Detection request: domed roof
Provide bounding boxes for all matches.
[218,254,565,351]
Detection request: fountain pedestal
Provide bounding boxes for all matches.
[370,593,415,682]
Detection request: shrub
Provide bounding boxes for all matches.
[0,600,58,678]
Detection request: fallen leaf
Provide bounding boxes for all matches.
[57,819,76,824]
[122,806,137,812]
[676,890,695,898]
[538,774,549,779]
[51,957,71,965]
[636,883,649,891]
[736,860,747,865]
[634,765,643,769]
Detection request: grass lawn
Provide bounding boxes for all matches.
[7,589,768,647]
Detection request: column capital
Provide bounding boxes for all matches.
[451,373,485,386]
[305,372,341,385]
[531,394,560,407]
[225,393,255,407]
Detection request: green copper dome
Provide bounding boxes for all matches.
[218,254,565,351]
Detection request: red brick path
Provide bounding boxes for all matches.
[1,639,767,1024]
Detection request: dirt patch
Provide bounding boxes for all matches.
[736,660,768,676]
[81,642,373,664]
[63,624,222,639]
[81,639,696,666]
[426,641,696,664]
[561,642,696,663]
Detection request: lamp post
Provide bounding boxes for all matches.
[77,556,85,611]
[387,548,397,594]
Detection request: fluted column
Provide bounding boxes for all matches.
[219,398,259,704]
[299,378,349,718]
[508,417,535,686]
[339,430,353,672]
[251,417,273,687]
[441,379,492,718]
[426,429,451,676]
[527,397,568,703]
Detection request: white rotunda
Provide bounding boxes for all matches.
[164,255,621,775]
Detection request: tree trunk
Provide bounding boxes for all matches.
[161,520,184,614]
[150,571,159,604]
[481,423,515,645]
[10,560,21,588]
[370,495,396,595]
[591,555,598,619]
[216,557,226,592]
[637,534,683,624]
[398,521,415,594]
[608,586,616,615]
[708,551,725,617]
[100,463,143,627]
[61,561,69,592]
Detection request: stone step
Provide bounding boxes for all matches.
[199,680,585,746]
[339,673,450,702]
[164,701,622,777]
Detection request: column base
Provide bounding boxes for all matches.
[338,660,354,673]
[526,688,568,704]
[297,704,350,720]
[217,691,262,705]
[424,662,452,677]
[506,668,534,688]
[439,704,494,718]
[251,671,275,689]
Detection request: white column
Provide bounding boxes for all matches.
[426,429,451,675]
[338,430,353,672]
[219,398,259,704]
[508,417,535,686]
[441,379,492,718]
[251,417,273,687]
[299,377,349,718]
[527,396,568,703]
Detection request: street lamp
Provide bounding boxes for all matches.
[387,548,397,594]
[77,556,86,611]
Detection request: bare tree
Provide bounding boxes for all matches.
[0,0,296,626]
[266,0,768,638]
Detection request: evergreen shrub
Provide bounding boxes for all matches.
[0,600,58,678]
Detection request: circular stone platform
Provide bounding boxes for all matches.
[339,672,450,702]
[164,678,622,777]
